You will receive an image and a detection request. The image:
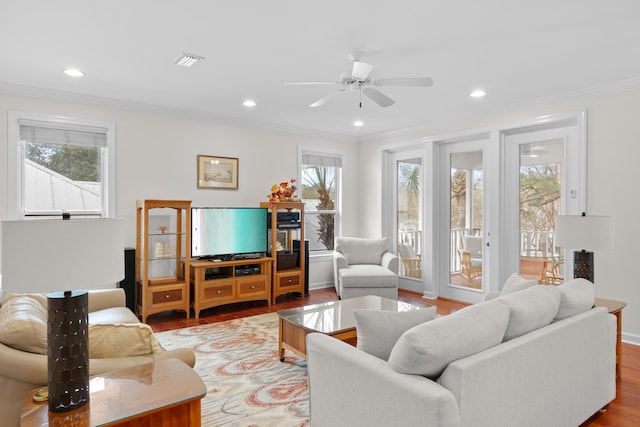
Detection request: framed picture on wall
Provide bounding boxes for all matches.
[197,155,238,189]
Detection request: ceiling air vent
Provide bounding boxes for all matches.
[174,53,204,68]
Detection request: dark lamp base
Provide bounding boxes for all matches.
[573,250,594,283]
[47,290,90,413]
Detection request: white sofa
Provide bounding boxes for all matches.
[333,236,399,299]
[0,288,196,427]
[307,278,616,427]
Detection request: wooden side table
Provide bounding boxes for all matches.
[594,297,627,378]
[20,358,206,427]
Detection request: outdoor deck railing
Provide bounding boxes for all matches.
[398,229,561,275]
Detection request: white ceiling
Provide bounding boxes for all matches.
[2,0,640,141]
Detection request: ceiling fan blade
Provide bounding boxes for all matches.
[309,89,345,108]
[372,77,434,87]
[352,61,374,80]
[363,87,395,107]
[285,81,340,86]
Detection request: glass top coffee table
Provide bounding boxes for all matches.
[277,294,423,362]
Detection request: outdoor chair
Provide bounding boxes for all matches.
[398,243,422,279]
[458,235,483,281]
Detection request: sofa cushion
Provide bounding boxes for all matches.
[0,295,48,354]
[495,285,561,340]
[354,307,438,360]
[554,278,595,320]
[387,300,509,379]
[501,273,538,295]
[89,323,162,358]
[339,265,398,288]
[335,237,388,265]
[89,306,140,325]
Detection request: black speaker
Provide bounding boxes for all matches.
[119,247,136,312]
[293,239,309,296]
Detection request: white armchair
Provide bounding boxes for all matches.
[333,237,399,300]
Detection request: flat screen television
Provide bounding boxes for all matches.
[191,207,268,259]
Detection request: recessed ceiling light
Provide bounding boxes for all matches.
[353,120,364,127]
[174,53,204,68]
[243,99,257,107]
[470,89,486,98]
[64,69,85,77]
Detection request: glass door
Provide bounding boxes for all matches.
[397,157,423,284]
[518,140,564,284]
[437,137,491,304]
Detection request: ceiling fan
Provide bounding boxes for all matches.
[285,53,434,108]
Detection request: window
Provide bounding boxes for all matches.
[300,150,342,252]
[8,111,116,219]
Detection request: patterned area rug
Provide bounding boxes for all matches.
[155,313,309,427]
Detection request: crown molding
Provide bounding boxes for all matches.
[358,77,640,143]
[0,82,356,143]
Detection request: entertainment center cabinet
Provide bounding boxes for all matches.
[260,201,306,304]
[189,257,273,319]
[136,199,191,323]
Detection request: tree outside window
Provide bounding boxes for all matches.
[301,163,339,251]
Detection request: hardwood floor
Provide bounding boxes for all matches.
[147,288,640,426]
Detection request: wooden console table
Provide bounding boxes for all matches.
[190,257,272,318]
[20,358,206,427]
[594,297,626,378]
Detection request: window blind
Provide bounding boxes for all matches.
[301,153,342,167]
[19,121,108,147]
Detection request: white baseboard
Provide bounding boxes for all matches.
[622,332,640,346]
[309,282,333,291]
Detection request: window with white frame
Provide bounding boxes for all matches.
[7,112,116,219]
[300,150,342,252]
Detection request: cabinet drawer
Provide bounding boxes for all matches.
[279,274,300,288]
[204,284,234,301]
[152,289,183,305]
[238,278,267,296]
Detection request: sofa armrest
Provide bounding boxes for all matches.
[333,252,349,293]
[307,333,459,427]
[88,288,126,313]
[381,251,399,274]
[0,342,49,385]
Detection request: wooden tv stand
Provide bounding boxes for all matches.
[189,257,272,318]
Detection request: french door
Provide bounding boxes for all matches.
[436,137,492,304]
[384,112,586,304]
[390,150,425,293]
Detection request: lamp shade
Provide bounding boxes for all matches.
[1,218,124,292]
[1,218,124,413]
[554,215,614,251]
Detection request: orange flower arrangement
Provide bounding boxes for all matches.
[268,178,299,203]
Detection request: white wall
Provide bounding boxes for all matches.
[358,88,640,344]
[0,92,357,290]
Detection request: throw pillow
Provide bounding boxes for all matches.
[354,307,438,360]
[494,285,561,340]
[500,273,538,296]
[0,295,48,354]
[89,323,162,358]
[554,278,595,320]
[387,300,510,379]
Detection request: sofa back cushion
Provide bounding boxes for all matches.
[554,278,595,320]
[335,237,388,265]
[387,300,509,379]
[354,307,437,360]
[494,285,561,340]
[501,273,538,295]
[0,295,48,354]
